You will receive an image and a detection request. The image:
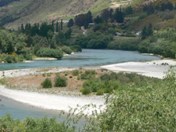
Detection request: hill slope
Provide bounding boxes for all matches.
[0,0,133,28]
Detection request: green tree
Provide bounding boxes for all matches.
[113,8,124,23]
[67,19,74,28]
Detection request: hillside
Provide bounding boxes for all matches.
[0,0,134,28]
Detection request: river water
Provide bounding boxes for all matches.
[0,49,160,120]
[0,49,159,70]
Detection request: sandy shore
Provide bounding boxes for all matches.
[0,85,105,115]
[101,59,176,79]
[0,67,75,78]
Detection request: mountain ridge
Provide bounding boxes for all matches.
[0,0,133,28]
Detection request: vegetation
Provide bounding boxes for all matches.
[0,115,74,132]
[80,72,158,95]
[54,75,67,87]
[41,78,52,88]
[0,0,18,7]
[36,48,63,59]
[1,0,176,63]
[83,72,176,131]
[80,70,96,80]
[2,71,176,131]
[1,0,176,131]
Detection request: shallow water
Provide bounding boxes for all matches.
[0,49,160,71]
[0,95,63,120]
[0,49,160,120]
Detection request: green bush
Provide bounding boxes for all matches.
[80,87,91,95]
[0,54,25,63]
[108,37,140,51]
[96,89,104,95]
[41,78,52,88]
[61,46,72,54]
[36,48,63,59]
[85,73,176,132]
[70,45,82,52]
[72,70,79,76]
[80,70,96,80]
[0,115,74,132]
[54,76,67,87]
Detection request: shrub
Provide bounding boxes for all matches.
[85,73,176,132]
[0,115,74,132]
[41,78,52,88]
[107,37,140,51]
[54,76,67,87]
[96,89,104,95]
[61,46,72,54]
[72,70,79,76]
[80,70,96,80]
[80,87,91,95]
[2,55,17,63]
[70,45,82,52]
[36,48,63,59]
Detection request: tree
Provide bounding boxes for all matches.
[74,11,93,28]
[65,28,72,39]
[143,4,155,14]
[161,1,174,11]
[141,24,153,39]
[113,8,124,23]
[86,11,93,24]
[94,15,103,24]
[75,14,86,27]
[67,19,74,28]
[20,24,25,33]
[101,9,112,22]
[124,6,133,15]
[60,19,63,30]
[56,21,59,32]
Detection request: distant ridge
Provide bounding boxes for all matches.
[0,0,131,28]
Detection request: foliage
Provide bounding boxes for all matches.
[0,115,74,132]
[113,8,124,23]
[80,70,96,80]
[36,48,63,59]
[75,32,113,49]
[62,46,72,54]
[0,0,19,7]
[41,78,52,88]
[54,75,67,87]
[84,72,176,132]
[67,19,74,28]
[139,28,176,58]
[70,45,82,52]
[72,70,79,76]
[80,72,158,95]
[108,37,140,51]
[74,11,93,28]
[141,24,153,39]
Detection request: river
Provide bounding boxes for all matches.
[0,49,160,120]
[0,49,159,70]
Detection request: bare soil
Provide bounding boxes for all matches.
[5,68,109,95]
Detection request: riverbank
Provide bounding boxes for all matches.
[0,58,175,116]
[101,59,176,79]
[0,85,105,115]
[0,67,75,78]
